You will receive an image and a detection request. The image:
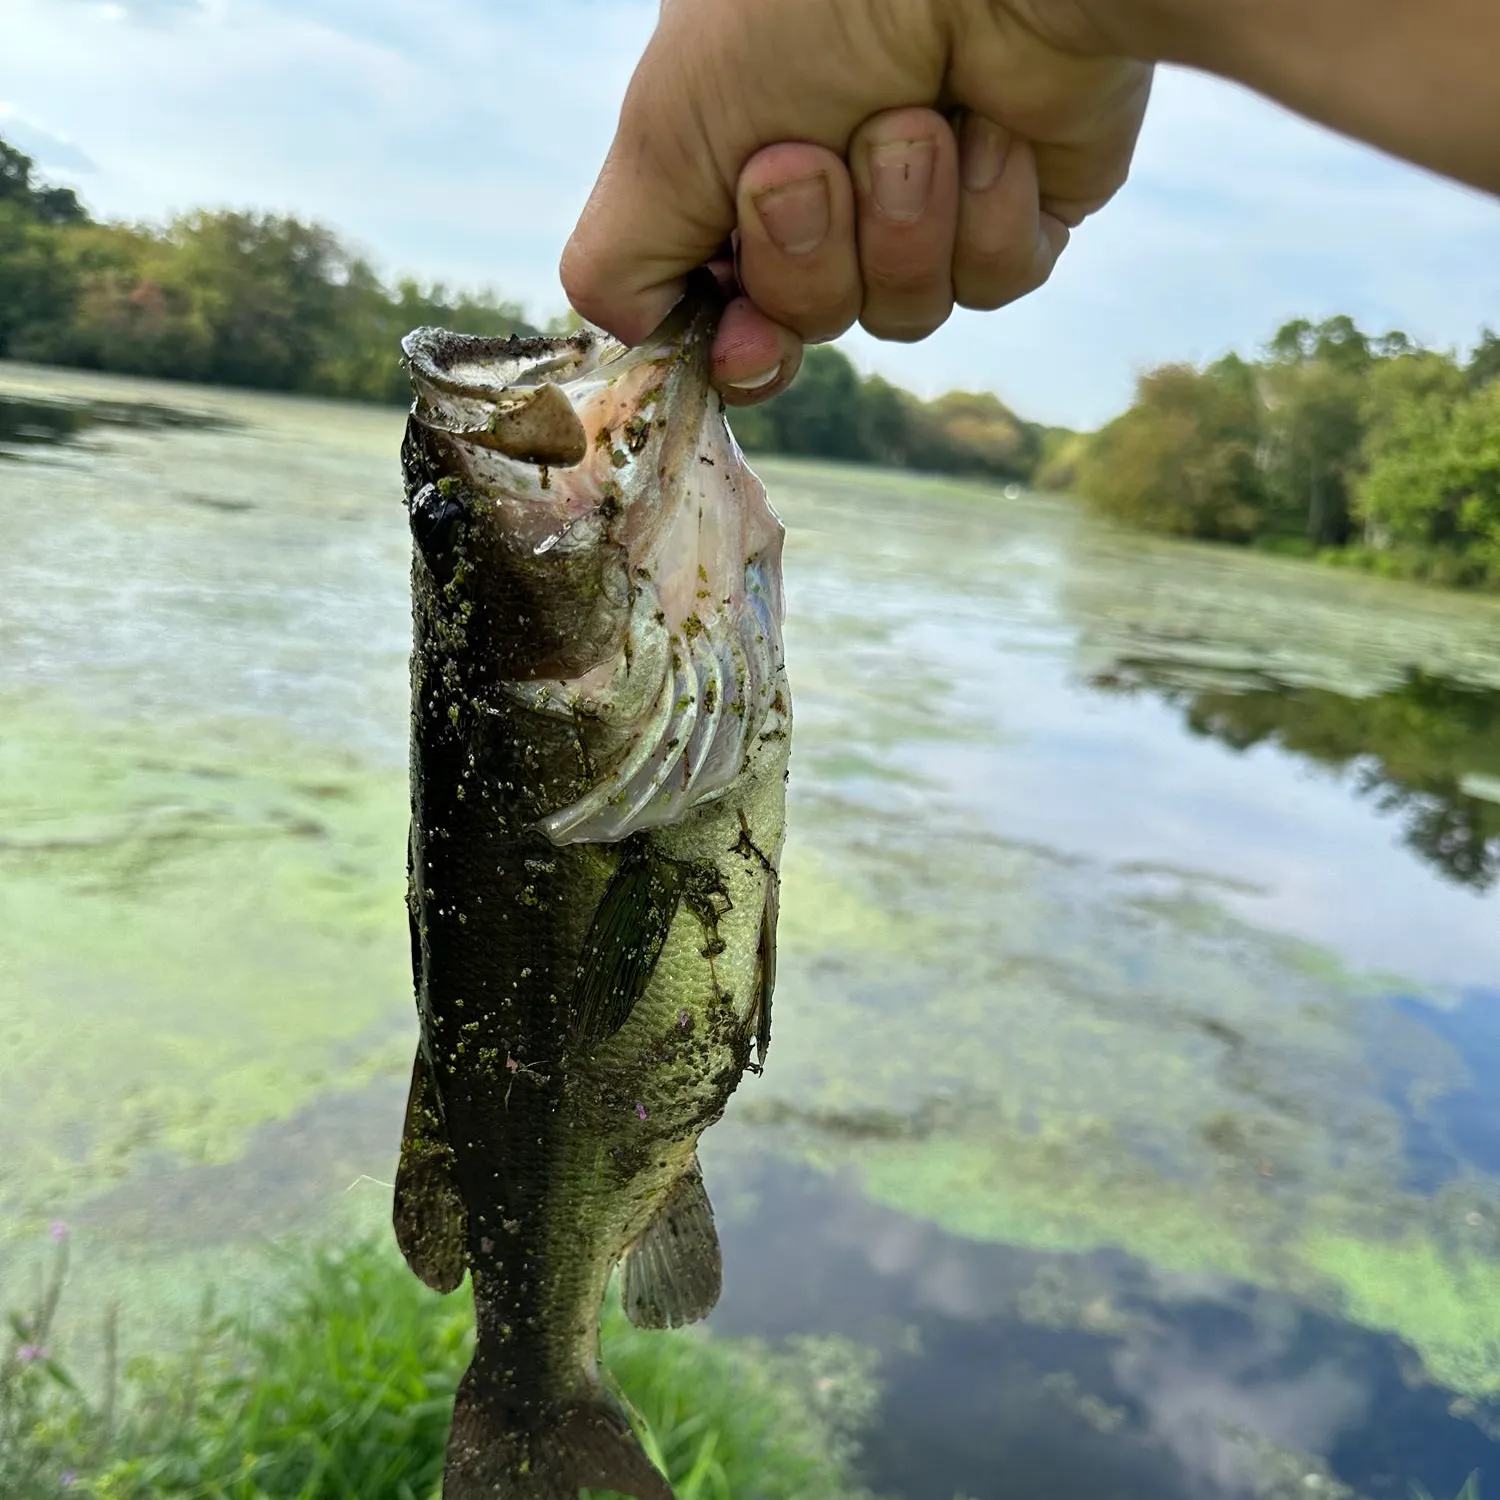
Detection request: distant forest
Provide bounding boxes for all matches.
[4,135,1498,590]
[0,135,1048,486]
[1048,314,1500,592]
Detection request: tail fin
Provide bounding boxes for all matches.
[444,1364,673,1500]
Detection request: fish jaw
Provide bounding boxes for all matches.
[403,293,790,845]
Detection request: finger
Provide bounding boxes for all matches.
[947,18,1152,226]
[735,142,861,345]
[849,107,960,343]
[1032,63,1152,226]
[712,298,805,407]
[953,117,1070,312]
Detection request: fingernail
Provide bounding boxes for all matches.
[753,176,830,256]
[960,115,1008,194]
[726,363,782,393]
[1038,215,1070,265]
[870,138,936,222]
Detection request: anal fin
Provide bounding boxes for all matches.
[393,1047,468,1294]
[620,1158,722,1329]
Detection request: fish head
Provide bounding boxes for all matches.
[402,281,789,844]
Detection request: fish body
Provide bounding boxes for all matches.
[395,286,790,1500]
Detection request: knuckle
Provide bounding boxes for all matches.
[860,256,946,300]
[745,272,858,343]
[859,301,952,344]
[953,245,1055,312]
[790,309,859,345]
[557,242,595,308]
[782,294,861,344]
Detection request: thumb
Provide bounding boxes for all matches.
[561,45,737,345]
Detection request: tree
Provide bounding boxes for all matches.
[0,202,74,357]
[1258,357,1365,545]
[1075,361,1265,540]
[1356,378,1500,586]
[0,139,35,208]
[1254,315,1417,546]
[1267,314,1374,375]
[0,138,87,224]
[31,186,87,226]
[1468,328,1500,390]
[757,344,870,461]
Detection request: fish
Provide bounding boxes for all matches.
[394,277,791,1500]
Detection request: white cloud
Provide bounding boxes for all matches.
[1,0,1497,427]
[1111,1315,1372,1493]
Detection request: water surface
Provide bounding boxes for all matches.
[3,365,1499,1498]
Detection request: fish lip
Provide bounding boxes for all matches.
[401,327,601,468]
[399,269,724,425]
[400,326,600,399]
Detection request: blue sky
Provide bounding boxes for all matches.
[4,0,1499,429]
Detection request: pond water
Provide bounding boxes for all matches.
[2,363,1499,1499]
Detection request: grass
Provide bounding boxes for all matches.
[1,1228,876,1500]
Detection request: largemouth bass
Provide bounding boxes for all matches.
[395,281,790,1500]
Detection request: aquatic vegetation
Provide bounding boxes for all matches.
[0,695,412,1232]
[1303,1232,1500,1398]
[5,366,1500,1486]
[0,1234,876,1500]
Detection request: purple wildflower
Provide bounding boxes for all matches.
[677,1010,690,1030]
[50,1221,68,1243]
[635,1103,649,1121]
[60,1473,77,1489]
[18,1344,47,1365]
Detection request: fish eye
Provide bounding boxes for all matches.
[409,483,467,557]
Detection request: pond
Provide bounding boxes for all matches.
[2,362,1499,1499]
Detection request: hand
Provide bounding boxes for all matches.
[561,0,1152,403]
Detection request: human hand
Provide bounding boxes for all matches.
[560,0,1152,403]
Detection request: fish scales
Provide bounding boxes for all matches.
[394,280,790,1500]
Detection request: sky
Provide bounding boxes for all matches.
[3,0,1499,430]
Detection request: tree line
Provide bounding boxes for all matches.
[1049,313,1500,591]
[728,341,1054,483]
[0,137,537,404]
[8,134,1497,585]
[0,135,1045,482]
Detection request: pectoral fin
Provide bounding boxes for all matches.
[393,1048,468,1294]
[572,842,687,1047]
[620,1158,722,1329]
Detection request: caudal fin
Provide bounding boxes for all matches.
[444,1364,673,1500]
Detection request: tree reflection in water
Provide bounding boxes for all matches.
[1091,664,1500,892]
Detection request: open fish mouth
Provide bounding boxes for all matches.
[402,285,790,846]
